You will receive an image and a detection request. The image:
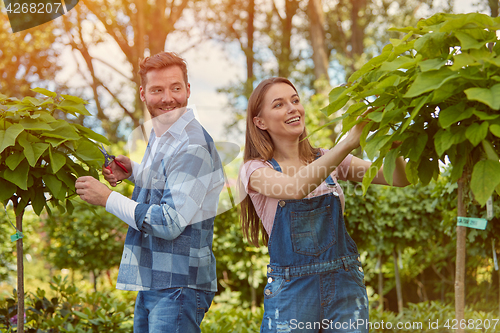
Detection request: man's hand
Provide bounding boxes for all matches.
[103,155,133,187]
[75,176,112,207]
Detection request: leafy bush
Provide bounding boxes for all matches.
[201,303,263,333]
[369,301,500,332]
[0,276,133,332]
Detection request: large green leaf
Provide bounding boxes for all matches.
[465,122,489,146]
[438,103,472,128]
[362,157,383,194]
[49,149,67,174]
[407,132,428,160]
[482,140,499,161]
[0,178,17,201]
[404,68,459,98]
[464,84,500,110]
[450,53,477,71]
[419,58,447,72]
[31,87,57,98]
[45,120,80,141]
[31,186,46,215]
[58,100,92,116]
[74,124,110,145]
[18,133,49,167]
[454,32,487,50]
[21,96,45,107]
[60,94,88,104]
[73,139,104,164]
[379,56,416,72]
[472,109,500,120]
[470,159,500,206]
[0,124,24,153]
[490,124,500,137]
[5,151,25,171]
[418,157,438,186]
[20,118,54,131]
[43,174,63,199]
[4,160,29,190]
[434,129,455,157]
[365,134,392,160]
[382,148,400,186]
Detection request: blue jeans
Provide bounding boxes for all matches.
[133,288,215,332]
[260,262,369,333]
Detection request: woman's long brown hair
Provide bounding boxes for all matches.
[240,77,320,247]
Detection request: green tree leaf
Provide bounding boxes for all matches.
[404,68,459,98]
[362,158,383,194]
[0,124,24,153]
[45,120,80,141]
[470,159,500,206]
[43,174,62,199]
[31,87,57,98]
[406,132,428,160]
[31,186,46,215]
[74,124,110,145]
[465,84,500,110]
[4,160,29,190]
[365,134,392,160]
[419,58,447,72]
[5,151,25,171]
[58,100,92,116]
[18,133,49,167]
[482,140,499,161]
[434,129,455,157]
[438,103,472,128]
[418,157,438,186]
[49,149,67,174]
[465,122,489,146]
[454,32,487,50]
[20,118,54,131]
[490,124,500,137]
[0,178,17,201]
[383,148,400,186]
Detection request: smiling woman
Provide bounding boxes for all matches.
[238,76,409,333]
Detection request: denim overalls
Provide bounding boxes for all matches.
[261,158,369,333]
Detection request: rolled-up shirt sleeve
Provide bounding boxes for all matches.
[134,144,218,240]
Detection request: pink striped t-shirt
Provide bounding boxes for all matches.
[239,150,353,235]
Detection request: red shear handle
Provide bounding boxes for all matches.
[114,160,129,174]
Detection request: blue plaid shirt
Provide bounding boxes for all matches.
[116,110,224,291]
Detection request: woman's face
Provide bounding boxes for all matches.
[253,82,305,139]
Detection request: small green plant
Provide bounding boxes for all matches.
[0,88,109,332]
[0,276,133,332]
[201,303,263,333]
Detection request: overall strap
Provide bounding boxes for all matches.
[267,158,282,172]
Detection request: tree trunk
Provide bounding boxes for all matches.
[308,0,330,93]
[378,254,384,311]
[455,173,467,333]
[393,250,403,313]
[244,0,255,99]
[277,0,298,78]
[16,208,25,333]
[489,0,499,18]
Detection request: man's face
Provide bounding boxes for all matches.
[140,66,191,122]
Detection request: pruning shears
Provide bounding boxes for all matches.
[98,144,129,174]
